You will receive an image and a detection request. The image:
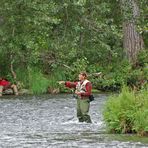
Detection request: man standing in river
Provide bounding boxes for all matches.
[59,72,92,123]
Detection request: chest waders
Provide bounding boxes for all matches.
[76,80,92,123]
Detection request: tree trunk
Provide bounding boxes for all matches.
[10,54,17,81]
[123,21,144,64]
[121,0,144,64]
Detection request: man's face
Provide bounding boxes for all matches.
[78,74,85,81]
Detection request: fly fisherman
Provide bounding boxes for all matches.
[59,72,92,123]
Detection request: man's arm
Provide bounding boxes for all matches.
[65,81,77,88]
[58,81,77,89]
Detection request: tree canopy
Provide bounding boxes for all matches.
[0,0,147,93]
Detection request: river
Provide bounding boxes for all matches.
[0,94,148,148]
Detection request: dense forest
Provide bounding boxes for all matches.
[0,0,147,94]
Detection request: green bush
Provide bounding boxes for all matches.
[16,67,66,94]
[133,88,148,135]
[91,54,147,91]
[103,86,148,136]
[93,60,131,91]
[28,68,50,94]
[137,49,148,67]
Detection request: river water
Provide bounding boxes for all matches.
[0,94,147,148]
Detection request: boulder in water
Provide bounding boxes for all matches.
[3,89,14,95]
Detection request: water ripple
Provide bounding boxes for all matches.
[0,94,147,148]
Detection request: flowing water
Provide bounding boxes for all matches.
[0,94,147,148]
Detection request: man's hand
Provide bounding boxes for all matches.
[58,81,65,85]
[75,90,81,96]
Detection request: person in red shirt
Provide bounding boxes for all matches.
[0,77,18,96]
[59,72,92,123]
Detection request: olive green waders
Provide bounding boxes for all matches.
[77,97,92,123]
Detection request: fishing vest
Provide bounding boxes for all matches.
[76,79,90,93]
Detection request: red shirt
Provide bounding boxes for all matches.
[65,81,92,97]
[0,79,10,87]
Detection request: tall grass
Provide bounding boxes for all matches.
[103,86,148,136]
[16,67,67,94]
[47,69,68,93]
[15,67,30,89]
[29,68,67,94]
[28,68,50,94]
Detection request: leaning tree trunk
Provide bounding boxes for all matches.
[121,0,144,65]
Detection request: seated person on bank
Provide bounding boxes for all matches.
[0,77,18,96]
